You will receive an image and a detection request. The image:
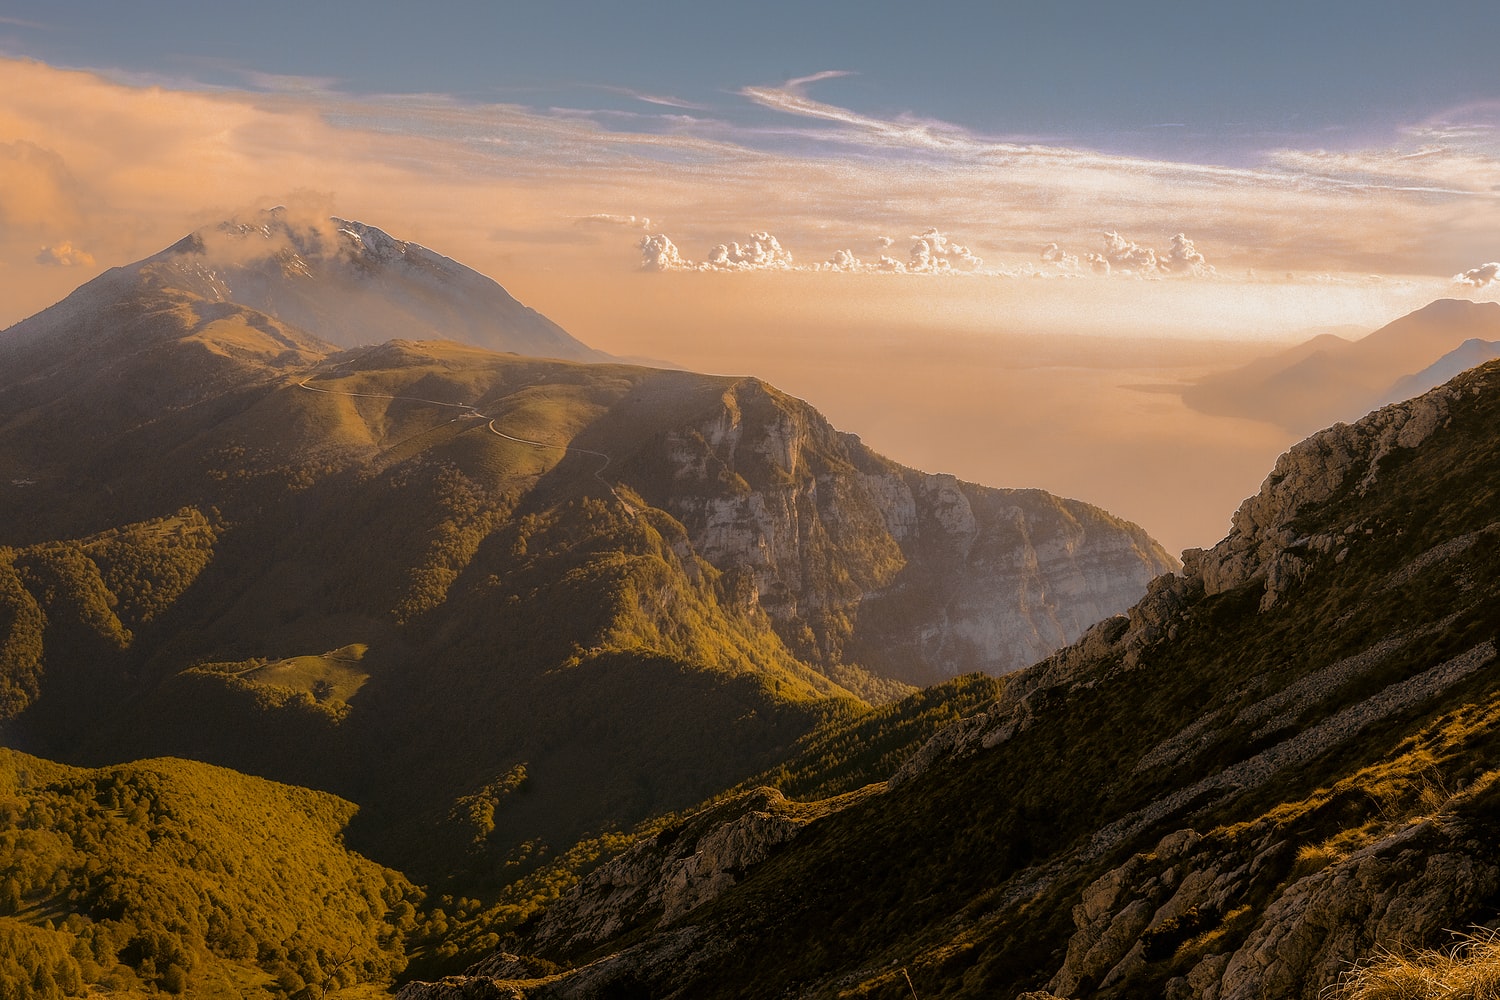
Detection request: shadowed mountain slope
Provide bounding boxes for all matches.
[412,357,1500,999]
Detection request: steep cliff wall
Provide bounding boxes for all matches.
[631,377,1177,686]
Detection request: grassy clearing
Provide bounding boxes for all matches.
[239,643,371,703]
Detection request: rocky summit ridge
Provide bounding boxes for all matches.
[163,211,606,361]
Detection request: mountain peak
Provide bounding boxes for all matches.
[194,210,424,270]
[1409,297,1497,318]
[145,210,608,362]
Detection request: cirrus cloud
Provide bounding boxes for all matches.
[577,213,653,230]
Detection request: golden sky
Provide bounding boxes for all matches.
[2,55,1497,553]
[3,57,1495,336]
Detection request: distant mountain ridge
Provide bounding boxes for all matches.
[1378,336,1500,406]
[1182,298,1500,433]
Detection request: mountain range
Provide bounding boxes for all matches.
[1180,298,1500,434]
[6,215,1500,1000]
[0,217,1177,995]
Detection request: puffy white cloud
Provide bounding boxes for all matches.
[34,241,94,267]
[817,248,863,271]
[1161,232,1213,275]
[1041,242,1080,271]
[702,232,794,270]
[1101,231,1160,274]
[634,226,1218,281]
[638,233,687,271]
[1453,261,1500,287]
[906,228,982,272]
[637,227,998,275]
[1042,231,1214,278]
[638,231,794,271]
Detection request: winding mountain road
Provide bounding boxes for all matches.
[296,374,636,515]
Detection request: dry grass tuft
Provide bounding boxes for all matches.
[1335,930,1500,999]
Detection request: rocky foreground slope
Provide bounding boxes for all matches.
[404,359,1500,998]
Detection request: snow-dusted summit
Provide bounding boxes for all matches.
[152,209,605,361]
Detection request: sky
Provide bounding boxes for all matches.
[2,2,1498,552]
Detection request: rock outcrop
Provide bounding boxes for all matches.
[523,787,823,956]
[396,978,527,1000]
[1185,383,1459,610]
[1046,811,1500,1000]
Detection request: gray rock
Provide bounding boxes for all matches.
[1188,386,1456,610]
[395,977,526,1000]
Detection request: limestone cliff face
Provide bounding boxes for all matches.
[630,377,1177,685]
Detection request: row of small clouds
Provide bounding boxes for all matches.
[1042,232,1213,277]
[641,228,1213,278]
[1453,261,1500,288]
[640,228,983,273]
